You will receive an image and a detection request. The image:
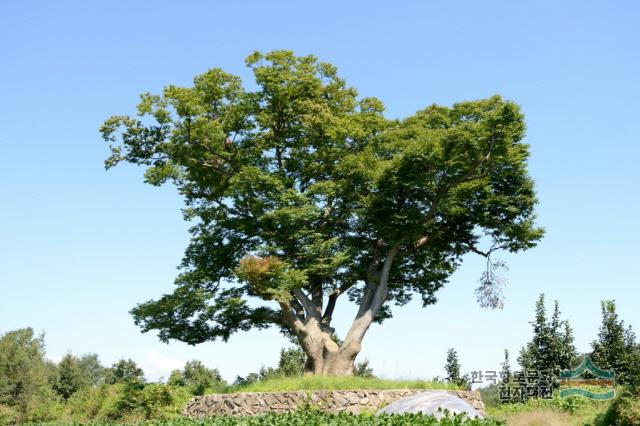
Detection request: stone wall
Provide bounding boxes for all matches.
[183,389,485,418]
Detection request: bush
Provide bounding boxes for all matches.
[168,360,226,395]
[612,395,640,425]
[104,359,145,385]
[62,382,193,422]
[354,359,375,378]
[64,383,123,421]
[477,383,501,408]
[596,392,640,426]
[233,347,305,386]
[0,404,18,426]
[20,389,64,423]
[276,348,305,377]
[106,381,181,420]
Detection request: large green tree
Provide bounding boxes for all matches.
[591,300,639,385]
[518,294,577,377]
[0,328,52,413]
[52,353,104,399]
[101,50,543,375]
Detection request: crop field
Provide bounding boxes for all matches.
[22,411,503,426]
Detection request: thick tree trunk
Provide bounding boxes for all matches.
[281,246,401,376]
[296,320,359,375]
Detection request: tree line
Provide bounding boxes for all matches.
[0,330,372,423]
[516,295,640,388]
[443,295,640,396]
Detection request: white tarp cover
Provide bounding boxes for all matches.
[377,390,484,419]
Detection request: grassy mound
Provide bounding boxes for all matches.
[222,376,459,393]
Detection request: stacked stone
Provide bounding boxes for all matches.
[183,389,485,418]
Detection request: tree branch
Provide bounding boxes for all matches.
[321,283,354,325]
[279,301,305,333]
[413,132,497,250]
[293,289,317,320]
[342,244,400,354]
[468,244,490,257]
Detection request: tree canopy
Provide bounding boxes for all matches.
[0,328,52,411]
[101,50,543,374]
[518,294,578,377]
[591,300,640,385]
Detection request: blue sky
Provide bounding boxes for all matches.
[1,1,639,383]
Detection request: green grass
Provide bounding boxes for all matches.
[486,393,615,426]
[221,376,459,393]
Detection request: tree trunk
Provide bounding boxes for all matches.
[296,320,359,375]
[282,246,401,376]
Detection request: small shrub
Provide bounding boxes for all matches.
[596,393,640,426]
[354,359,375,378]
[64,383,122,421]
[0,404,18,426]
[477,383,501,408]
[168,360,226,395]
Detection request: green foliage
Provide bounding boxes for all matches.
[591,300,639,385]
[107,382,174,420]
[10,410,504,425]
[0,328,47,406]
[102,50,543,368]
[233,345,375,387]
[488,390,613,424]
[353,359,375,378]
[0,404,18,425]
[63,384,124,421]
[104,359,145,385]
[0,328,59,421]
[276,347,306,377]
[62,382,192,423]
[77,354,106,387]
[168,361,226,395]
[478,384,501,409]
[233,346,306,386]
[444,349,470,390]
[478,350,510,408]
[518,294,577,379]
[595,392,640,426]
[53,353,104,399]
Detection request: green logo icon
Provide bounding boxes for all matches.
[559,355,615,400]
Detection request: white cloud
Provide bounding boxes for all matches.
[139,350,184,382]
[46,354,63,364]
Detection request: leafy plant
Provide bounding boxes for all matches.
[168,361,225,395]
